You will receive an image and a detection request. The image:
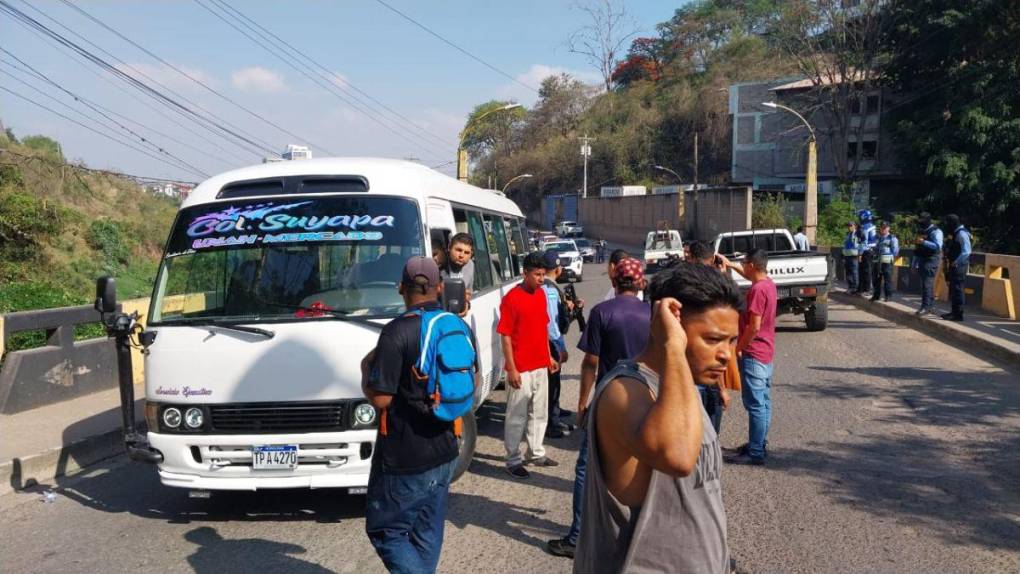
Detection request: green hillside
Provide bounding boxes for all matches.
[0,127,180,315]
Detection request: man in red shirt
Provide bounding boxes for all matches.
[721,248,777,466]
[498,252,561,479]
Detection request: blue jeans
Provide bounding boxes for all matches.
[844,256,859,291]
[739,356,773,460]
[920,257,939,310]
[566,430,588,545]
[365,459,456,574]
[697,385,723,433]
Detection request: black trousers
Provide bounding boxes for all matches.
[948,263,967,315]
[872,262,894,299]
[859,251,874,292]
[548,340,561,420]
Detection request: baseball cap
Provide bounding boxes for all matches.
[401,256,440,289]
[616,257,644,283]
[542,250,561,270]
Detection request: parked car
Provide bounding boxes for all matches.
[556,220,584,237]
[643,229,684,273]
[538,234,560,249]
[542,239,584,282]
[712,228,834,331]
[574,238,596,262]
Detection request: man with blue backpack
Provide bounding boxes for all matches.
[362,256,477,574]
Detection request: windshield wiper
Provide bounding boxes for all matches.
[162,318,275,339]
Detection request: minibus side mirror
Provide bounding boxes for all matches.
[95,276,117,314]
[442,278,466,315]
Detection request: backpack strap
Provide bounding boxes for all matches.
[417,311,455,371]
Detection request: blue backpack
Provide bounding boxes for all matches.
[412,308,477,422]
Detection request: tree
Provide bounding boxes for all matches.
[884,0,1020,252]
[567,0,640,92]
[772,0,895,182]
[610,37,664,87]
[524,74,594,143]
[461,100,526,161]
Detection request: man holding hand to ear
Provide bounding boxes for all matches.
[575,261,739,573]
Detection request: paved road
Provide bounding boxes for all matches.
[2,263,1019,573]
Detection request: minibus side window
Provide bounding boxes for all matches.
[507,217,527,277]
[465,210,494,291]
[484,213,514,283]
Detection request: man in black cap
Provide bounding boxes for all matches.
[361,256,472,573]
[913,212,943,316]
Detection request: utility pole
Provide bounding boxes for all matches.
[693,131,699,239]
[579,133,595,198]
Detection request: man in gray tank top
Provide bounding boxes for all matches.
[575,262,741,574]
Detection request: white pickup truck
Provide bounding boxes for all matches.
[643,229,684,273]
[713,228,833,331]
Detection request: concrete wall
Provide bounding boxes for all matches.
[579,187,752,246]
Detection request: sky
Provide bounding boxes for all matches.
[0,0,685,182]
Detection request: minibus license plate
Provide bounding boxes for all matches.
[252,445,298,470]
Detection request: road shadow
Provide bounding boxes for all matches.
[773,364,1020,551]
[185,526,334,573]
[446,491,563,551]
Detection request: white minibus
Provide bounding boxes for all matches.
[120,158,528,492]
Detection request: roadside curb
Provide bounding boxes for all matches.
[0,429,125,496]
[831,292,1020,371]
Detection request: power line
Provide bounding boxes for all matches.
[7,18,253,165]
[1,148,199,185]
[371,0,537,94]
[2,0,279,159]
[0,85,209,177]
[192,0,451,162]
[0,66,210,177]
[211,0,458,151]
[53,0,336,156]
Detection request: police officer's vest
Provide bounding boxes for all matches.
[916,225,941,258]
[877,234,896,264]
[842,232,860,257]
[946,226,970,263]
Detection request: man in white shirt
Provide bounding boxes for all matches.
[793,226,810,251]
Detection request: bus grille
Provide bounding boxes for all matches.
[209,401,347,433]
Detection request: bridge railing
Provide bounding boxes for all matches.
[828,247,1017,319]
[0,298,149,414]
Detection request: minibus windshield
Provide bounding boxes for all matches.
[150,195,423,324]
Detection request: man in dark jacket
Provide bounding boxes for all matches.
[942,214,972,321]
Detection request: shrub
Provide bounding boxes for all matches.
[752,192,788,229]
[88,219,132,273]
[20,135,64,163]
[816,193,858,246]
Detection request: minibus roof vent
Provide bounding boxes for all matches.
[216,175,370,199]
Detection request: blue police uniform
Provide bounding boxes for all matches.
[914,224,943,313]
[842,230,862,292]
[944,225,972,319]
[871,232,899,300]
[858,221,878,293]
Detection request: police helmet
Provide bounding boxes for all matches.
[858,209,873,222]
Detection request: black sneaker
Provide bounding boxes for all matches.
[942,313,964,321]
[558,408,574,418]
[883,297,890,302]
[545,425,569,439]
[725,452,766,466]
[870,296,880,302]
[546,538,576,558]
[506,464,530,479]
[529,456,560,467]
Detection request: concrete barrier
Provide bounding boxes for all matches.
[0,297,151,415]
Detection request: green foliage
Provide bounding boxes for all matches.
[0,163,24,189]
[816,194,857,247]
[88,219,133,274]
[20,135,64,163]
[885,0,1020,253]
[751,192,788,229]
[0,190,64,268]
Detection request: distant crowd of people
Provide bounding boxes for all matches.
[842,210,972,321]
[357,229,784,573]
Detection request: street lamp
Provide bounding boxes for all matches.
[457,103,522,182]
[763,101,818,244]
[501,173,532,194]
[653,164,681,182]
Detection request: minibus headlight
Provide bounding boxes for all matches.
[184,407,205,429]
[162,407,182,429]
[353,402,377,427]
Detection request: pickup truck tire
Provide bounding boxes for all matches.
[451,411,478,482]
[805,302,828,331]
[575,274,583,283]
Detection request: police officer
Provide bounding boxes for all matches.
[842,221,862,294]
[942,214,971,321]
[857,210,878,294]
[871,221,899,302]
[913,212,943,316]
